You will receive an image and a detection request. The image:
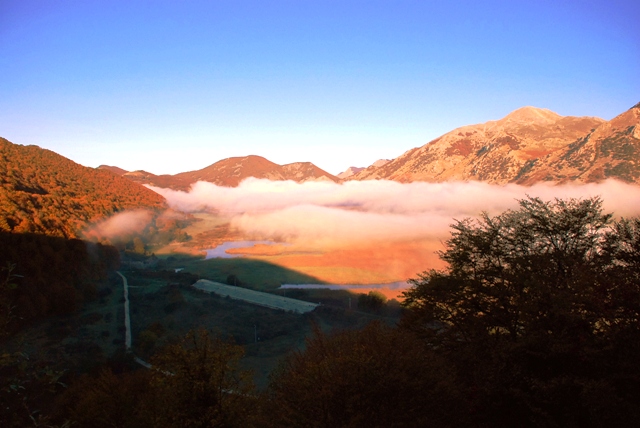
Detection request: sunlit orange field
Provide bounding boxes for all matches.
[225,240,446,300]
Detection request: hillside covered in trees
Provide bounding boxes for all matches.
[0,232,120,334]
[0,137,166,238]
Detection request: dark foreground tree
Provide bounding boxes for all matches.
[148,329,257,428]
[59,368,153,428]
[357,290,387,312]
[402,197,640,427]
[56,329,257,428]
[265,322,465,428]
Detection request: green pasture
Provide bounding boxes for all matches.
[160,254,327,292]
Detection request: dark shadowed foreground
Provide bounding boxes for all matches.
[401,197,640,427]
[3,197,640,427]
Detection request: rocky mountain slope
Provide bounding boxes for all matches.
[351,107,605,183]
[337,166,364,179]
[46,103,640,196]
[338,159,391,179]
[0,137,166,237]
[515,102,640,184]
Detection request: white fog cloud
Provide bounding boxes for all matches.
[149,178,640,247]
[83,210,153,241]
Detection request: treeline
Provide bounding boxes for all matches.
[0,231,120,334]
[7,197,640,427]
[0,137,166,238]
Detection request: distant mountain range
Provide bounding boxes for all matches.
[100,102,640,190]
[1,102,638,238]
[100,155,339,190]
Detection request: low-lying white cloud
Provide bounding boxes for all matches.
[150,178,640,247]
[83,210,153,241]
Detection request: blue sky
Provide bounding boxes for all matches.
[1,0,638,175]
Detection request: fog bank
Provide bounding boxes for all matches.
[150,179,640,247]
[83,210,152,241]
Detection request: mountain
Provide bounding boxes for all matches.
[0,137,166,238]
[121,170,194,190]
[337,167,365,179]
[124,155,340,189]
[280,161,340,183]
[351,107,605,183]
[515,102,640,184]
[174,155,339,187]
[371,159,392,168]
[346,159,391,180]
[97,165,128,175]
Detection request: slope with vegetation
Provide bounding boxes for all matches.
[0,232,120,334]
[0,231,122,426]
[0,137,166,238]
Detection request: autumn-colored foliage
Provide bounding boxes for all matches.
[0,137,166,238]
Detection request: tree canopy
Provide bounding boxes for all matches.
[0,137,165,238]
[402,197,640,426]
[148,329,256,428]
[266,322,464,428]
[58,329,256,428]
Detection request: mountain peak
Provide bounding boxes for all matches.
[501,106,561,125]
[337,166,365,179]
[351,105,605,184]
[97,165,128,175]
[371,159,391,168]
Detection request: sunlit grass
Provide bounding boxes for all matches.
[162,255,326,292]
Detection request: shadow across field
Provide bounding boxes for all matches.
[122,267,401,389]
[162,254,328,292]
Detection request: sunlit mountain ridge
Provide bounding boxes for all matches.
[99,103,640,189]
[2,103,639,240]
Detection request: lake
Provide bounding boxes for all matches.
[204,240,278,259]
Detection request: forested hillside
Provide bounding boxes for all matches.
[0,137,166,238]
[0,232,120,334]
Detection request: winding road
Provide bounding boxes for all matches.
[116,271,151,368]
[116,271,132,350]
